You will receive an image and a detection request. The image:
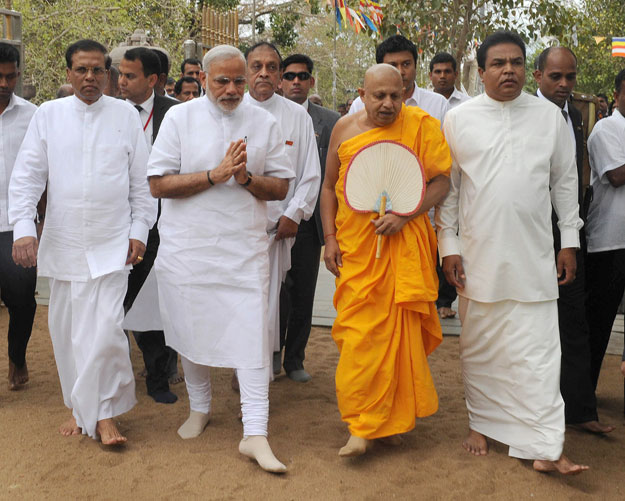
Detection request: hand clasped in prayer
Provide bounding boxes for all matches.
[209,139,248,185]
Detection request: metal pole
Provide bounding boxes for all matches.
[332,5,337,111]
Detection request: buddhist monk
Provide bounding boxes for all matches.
[320,64,451,457]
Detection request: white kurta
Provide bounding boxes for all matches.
[436,92,582,460]
[8,94,155,438]
[147,96,294,369]
[9,95,156,280]
[244,93,321,353]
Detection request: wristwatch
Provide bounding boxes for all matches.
[241,171,252,187]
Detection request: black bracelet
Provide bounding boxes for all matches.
[207,170,214,186]
[241,171,252,187]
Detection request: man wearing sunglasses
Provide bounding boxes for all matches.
[280,54,340,383]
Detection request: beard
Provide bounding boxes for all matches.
[208,90,241,113]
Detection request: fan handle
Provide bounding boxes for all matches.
[375,194,387,259]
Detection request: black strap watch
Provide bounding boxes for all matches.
[241,171,252,187]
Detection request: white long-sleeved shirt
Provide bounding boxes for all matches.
[0,94,36,232]
[436,92,582,303]
[348,82,450,125]
[9,95,156,281]
[447,87,471,110]
[244,92,320,227]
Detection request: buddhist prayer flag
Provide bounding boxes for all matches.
[612,37,625,58]
[334,0,383,35]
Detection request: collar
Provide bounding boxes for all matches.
[1,93,21,115]
[449,87,466,102]
[536,88,570,113]
[128,91,155,112]
[612,108,625,124]
[71,93,105,110]
[303,98,309,110]
[245,91,279,110]
[482,91,526,109]
[405,82,421,105]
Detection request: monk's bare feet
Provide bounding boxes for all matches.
[462,430,488,456]
[533,455,589,475]
[339,435,370,457]
[59,416,81,436]
[377,434,403,446]
[438,307,456,319]
[571,420,615,434]
[8,360,29,390]
[96,418,127,445]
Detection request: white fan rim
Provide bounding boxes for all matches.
[343,139,426,217]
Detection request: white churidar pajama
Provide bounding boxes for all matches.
[9,95,156,438]
[437,92,583,461]
[244,93,320,356]
[147,96,293,434]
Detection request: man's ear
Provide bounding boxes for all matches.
[532,69,542,85]
[148,73,159,89]
[357,87,365,99]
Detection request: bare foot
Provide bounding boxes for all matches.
[377,435,403,446]
[438,307,457,319]
[8,360,29,390]
[339,435,371,457]
[59,416,81,436]
[96,418,127,445]
[571,420,615,434]
[168,372,184,385]
[533,455,589,475]
[462,430,488,456]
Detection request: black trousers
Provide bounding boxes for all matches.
[585,249,625,391]
[279,218,322,373]
[0,231,37,368]
[557,249,598,423]
[124,227,173,395]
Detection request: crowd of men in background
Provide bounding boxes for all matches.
[0,28,624,476]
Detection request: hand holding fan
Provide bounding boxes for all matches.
[343,140,426,259]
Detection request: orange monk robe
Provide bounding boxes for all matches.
[332,105,452,439]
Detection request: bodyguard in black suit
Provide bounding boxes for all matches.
[279,54,340,381]
[119,47,179,403]
[534,47,613,433]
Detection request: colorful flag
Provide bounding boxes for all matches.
[612,37,625,57]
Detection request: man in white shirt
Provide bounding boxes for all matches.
[0,43,37,391]
[429,52,471,110]
[9,39,156,445]
[533,46,614,435]
[437,31,587,474]
[348,35,449,124]
[243,42,321,378]
[119,47,179,405]
[585,69,625,398]
[148,45,293,473]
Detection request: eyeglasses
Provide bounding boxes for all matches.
[213,77,247,87]
[282,71,311,81]
[72,66,107,76]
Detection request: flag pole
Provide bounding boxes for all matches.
[332,1,337,111]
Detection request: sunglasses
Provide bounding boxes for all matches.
[282,71,312,81]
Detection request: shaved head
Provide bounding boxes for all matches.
[359,64,404,127]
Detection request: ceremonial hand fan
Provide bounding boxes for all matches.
[343,140,426,259]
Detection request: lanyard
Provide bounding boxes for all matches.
[143,107,154,132]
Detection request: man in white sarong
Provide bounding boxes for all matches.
[243,42,320,377]
[436,31,588,475]
[9,40,156,445]
[148,45,293,473]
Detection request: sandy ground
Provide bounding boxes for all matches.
[0,306,624,500]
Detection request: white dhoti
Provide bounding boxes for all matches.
[267,232,295,354]
[48,271,137,439]
[181,356,270,437]
[458,297,564,461]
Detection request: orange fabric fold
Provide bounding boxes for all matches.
[332,105,451,439]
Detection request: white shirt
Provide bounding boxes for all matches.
[437,92,582,303]
[0,94,36,232]
[447,87,471,110]
[586,108,625,252]
[127,91,154,152]
[244,92,320,227]
[147,96,294,368]
[348,82,450,124]
[9,95,156,281]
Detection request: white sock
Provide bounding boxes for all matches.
[239,436,286,473]
[177,410,210,439]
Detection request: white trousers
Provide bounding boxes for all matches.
[48,272,137,439]
[458,297,565,461]
[181,356,270,437]
[267,234,295,355]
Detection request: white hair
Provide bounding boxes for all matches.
[202,45,245,73]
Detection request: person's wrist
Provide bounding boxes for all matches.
[239,171,252,187]
[207,170,215,186]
